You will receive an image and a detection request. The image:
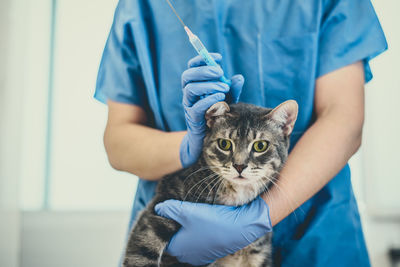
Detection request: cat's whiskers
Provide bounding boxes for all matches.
[261,175,301,221]
[256,179,274,213]
[213,178,226,205]
[270,171,306,217]
[204,177,224,203]
[195,175,222,203]
[182,165,219,186]
[271,170,309,195]
[183,172,219,201]
[190,173,220,201]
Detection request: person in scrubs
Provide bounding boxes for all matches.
[95,0,387,266]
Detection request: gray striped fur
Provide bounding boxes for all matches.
[123,101,298,267]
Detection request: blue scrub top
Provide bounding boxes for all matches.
[95,0,387,266]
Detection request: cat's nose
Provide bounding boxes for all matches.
[233,164,247,174]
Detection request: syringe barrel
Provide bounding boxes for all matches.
[189,36,231,86]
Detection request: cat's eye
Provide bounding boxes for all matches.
[253,140,269,153]
[218,139,232,151]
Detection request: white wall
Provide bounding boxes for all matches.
[19,0,137,211]
[364,0,400,217]
[16,1,138,266]
[0,0,26,266]
[19,0,52,210]
[353,0,400,266]
[47,0,137,210]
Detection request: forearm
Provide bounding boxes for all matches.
[104,122,186,180]
[263,110,362,226]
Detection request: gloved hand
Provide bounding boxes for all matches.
[180,53,244,167]
[154,196,272,266]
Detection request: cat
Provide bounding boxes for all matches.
[123,100,298,267]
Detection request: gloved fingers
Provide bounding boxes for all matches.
[165,236,209,266]
[183,81,229,107]
[187,93,225,122]
[187,53,222,68]
[226,74,244,104]
[164,232,181,258]
[181,65,223,88]
[174,252,213,266]
[154,200,186,225]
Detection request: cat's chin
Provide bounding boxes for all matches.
[224,175,253,185]
[218,178,262,206]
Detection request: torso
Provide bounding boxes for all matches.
[127,1,369,265]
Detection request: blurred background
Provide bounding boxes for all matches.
[0,0,399,266]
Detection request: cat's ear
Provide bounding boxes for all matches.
[205,101,230,128]
[267,100,298,136]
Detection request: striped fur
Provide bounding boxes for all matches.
[123,101,297,267]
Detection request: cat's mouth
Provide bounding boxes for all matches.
[229,175,251,184]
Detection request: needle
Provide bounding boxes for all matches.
[165,0,186,27]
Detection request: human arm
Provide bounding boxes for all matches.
[263,61,365,225]
[104,100,186,180]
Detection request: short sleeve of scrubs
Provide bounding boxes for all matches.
[94,0,146,106]
[317,0,388,82]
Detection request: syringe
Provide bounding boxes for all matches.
[165,0,231,86]
[184,27,231,86]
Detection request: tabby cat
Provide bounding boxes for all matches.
[123,100,298,267]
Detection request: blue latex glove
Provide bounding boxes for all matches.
[180,53,244,168]
[154,196,272,266]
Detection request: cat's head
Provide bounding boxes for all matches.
[202,100,298,204]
